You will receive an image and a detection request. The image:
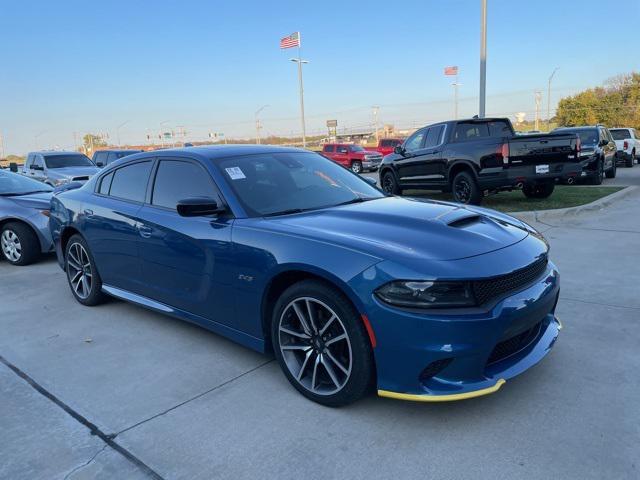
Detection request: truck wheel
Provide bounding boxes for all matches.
[605,160,617,178]
[381,171,401,195]
[523,181,555,199]
[350,161,362,174]
[452,171,482,205]
[627,151,635,168]
[591,159,604,185]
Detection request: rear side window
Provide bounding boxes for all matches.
[109,161,152,202]
[488,120,511,137]
[151,160,215,210]
[610,129,630,140]
[425,125,445,148]
[98,172,114,195]
[93,152,108,165]
[454,123,490,141]
[323,145,334,153]
[336,145,348,153]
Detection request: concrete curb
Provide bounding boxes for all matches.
[511,185,637,224]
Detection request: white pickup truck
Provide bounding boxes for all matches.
[610,127,639,168]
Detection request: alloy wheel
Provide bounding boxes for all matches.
[351,162,362,174]
[454,177,471,203]
[278,297,353,396]
[1,230,22,262]
[382,174,395,194]
[66,242,93,300]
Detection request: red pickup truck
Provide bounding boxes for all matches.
[373,138,404,157]
[321,143,383,173]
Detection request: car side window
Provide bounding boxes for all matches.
[108,161,152,203]
[454,123,489,142]
[323,145,334,153]
[98,171,114,195]
[424,125,444,148]
[404,129,427,152]
[151,160,216,210]
[336,145,348,154]
[106,152,118,165]
[93,152,107,166]
[32,155,44,169]
[487,120,511,137]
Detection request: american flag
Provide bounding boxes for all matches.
[444,66,458,76]
[280,32,300,49]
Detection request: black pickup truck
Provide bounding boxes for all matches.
[379,117,581,205]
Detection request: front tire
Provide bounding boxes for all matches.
[522,181,555,199]
[591,159,604,185]
[381,170,401,195]
[626,151,635,168]
[65,234,106,306]
[605,159,617,178]
[1,222,40,266]
[271,280,374,407]
[350,161,363,174]
[452,171,482,205]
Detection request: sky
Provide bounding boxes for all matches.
[1,0,639,156]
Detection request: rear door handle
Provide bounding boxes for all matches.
[138,225,152,239]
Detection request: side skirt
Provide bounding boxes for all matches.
[101,284,265,353]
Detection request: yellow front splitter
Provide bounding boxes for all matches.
[378,378,506,402]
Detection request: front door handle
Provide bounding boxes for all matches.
[138,225,152,239]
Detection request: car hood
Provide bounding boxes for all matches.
[48,166,99,179]
[5,191,53,210]
[261,197,530,261]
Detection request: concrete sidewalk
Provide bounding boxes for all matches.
[1,172,639,479]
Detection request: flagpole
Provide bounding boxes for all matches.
[296,36,307,148]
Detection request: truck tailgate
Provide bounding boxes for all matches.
[508,133,578,166]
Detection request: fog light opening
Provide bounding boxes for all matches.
[419,358,453,384]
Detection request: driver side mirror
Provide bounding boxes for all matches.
[177,197,226,217]
[599,139,608,147]
[31,164,44,171]
[96,161,104,167]
[393,145,406,156]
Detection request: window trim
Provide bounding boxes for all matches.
[424,124,447,149]
[146,157,226,214]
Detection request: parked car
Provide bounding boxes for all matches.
[22,151,99,187]
[372,138,404,157]
[379,117,582,204]
[50,145,561,406]
[0,170,54,265]
[321,143,383,173]
[552,126,617,184]
[609,127,638,168]
[92,149,143,168]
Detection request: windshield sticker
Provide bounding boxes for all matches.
[225,167,246,180]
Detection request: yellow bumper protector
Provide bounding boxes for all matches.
[378,378,506,402]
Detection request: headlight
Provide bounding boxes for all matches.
[375,281,475,309]
[53,178,70,186]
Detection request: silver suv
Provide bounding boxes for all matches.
[23,151,99,187]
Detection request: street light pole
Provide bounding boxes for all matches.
[452,76,462,120]
[372,106,380,143]
[290,51,308,148]
[547,67,559,131]
[479,0,487,118]
[116,120,130,146]
[255,105,269,144]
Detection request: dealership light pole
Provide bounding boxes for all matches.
[116,120,129,146]
[290,55,308,148]
[255,104,269,144]
[479,0,487,118]
[372,105,380,143]
[546,67,559,131]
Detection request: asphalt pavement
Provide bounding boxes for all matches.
[1,168,639,480]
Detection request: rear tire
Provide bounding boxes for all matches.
[271,280,374,407]
[381,170,401,195]
[522,181,555,199]
[452,171,482,205]
[605,159,617,179]
[350,161,363,174]
[627,151,635,168]
[65,234,106,306]
[591,159,604,185]
[1,222,40,266]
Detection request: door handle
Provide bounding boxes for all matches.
[83,209,93,216]
[138,225,152,239]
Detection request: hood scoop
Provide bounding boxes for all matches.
[447,214,485,229]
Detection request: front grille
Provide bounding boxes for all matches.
[472,256,548,306]
[487,321,542,365]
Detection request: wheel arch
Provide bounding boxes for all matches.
[447,161,478,185]
[59,225,82,258]
[0,217,46,251]
[260,266,368,353]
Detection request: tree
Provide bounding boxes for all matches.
[555,72,640,129]
[82,133,107,152]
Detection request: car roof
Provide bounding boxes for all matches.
[95,149,143,153]
[555,126,600,130]
[28,150,87,156]
[127,144,309,162]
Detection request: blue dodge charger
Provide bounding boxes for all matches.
[49,145,561,406]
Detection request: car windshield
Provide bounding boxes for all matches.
[556,129,598,145]
[610,129,630,140]
[350,145,365,152]
[45,154,94,168]
[0,171,53,195]
[216,151,384,217]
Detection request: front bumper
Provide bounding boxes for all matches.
[365,262,560,401]
[363,157,383,171]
